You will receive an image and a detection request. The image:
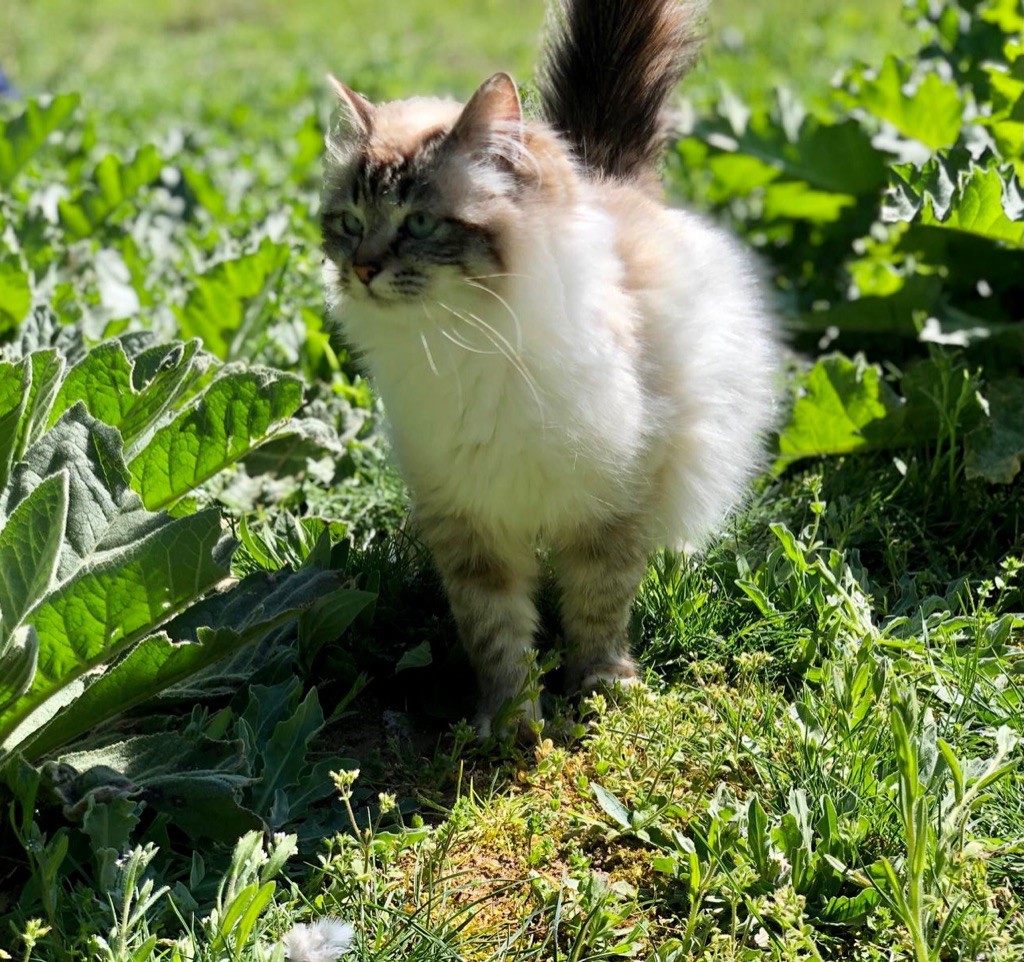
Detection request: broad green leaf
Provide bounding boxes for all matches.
[688,111,886,203]
[0,258,31,334]
[47,338,215,458]
[175,241,289,360]
[2,406,135,581]
[855,56,962,149]
[284,757,356,824]
[1,508,230,750]
[298,588,376,667]
[0,94,80,187]
[252,689,325,812]
[58,146,164,239]
[0,471,69,632]
[242,416,346,478]
[50,341,137,429]
[965,379,1024,483]
[120,340,213,455]
[128,368,304,510]
[21,568,344,760]
[821,888,881,925]
[776,355,902,466]
[888,159,1024,246]
[920,166,1024,245]
[57,732,262,841]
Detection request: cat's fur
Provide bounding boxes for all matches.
[321,0,778,737]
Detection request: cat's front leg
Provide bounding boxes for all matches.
[417,510,542,740]
[554,517,649,693]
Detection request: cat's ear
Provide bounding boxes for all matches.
[448,72,523,161]
[328,74,375,139]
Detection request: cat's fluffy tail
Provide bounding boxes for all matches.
[538,0,707,183]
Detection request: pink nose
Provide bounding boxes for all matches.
[354,263,380,286]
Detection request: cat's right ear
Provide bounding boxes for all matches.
[328,74,375,139]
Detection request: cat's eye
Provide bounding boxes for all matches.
[404,211,438,239]
[340,210,363,236]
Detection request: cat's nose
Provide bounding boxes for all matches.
[353,263,380,286]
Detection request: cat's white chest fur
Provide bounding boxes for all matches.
[336,199,776,551]
[340,206,646,536]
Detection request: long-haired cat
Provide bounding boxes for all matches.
[321,0,778,738]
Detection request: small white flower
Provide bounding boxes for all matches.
[754,926,771,948]
[279,918,355,962]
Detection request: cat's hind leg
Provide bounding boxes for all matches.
[553,517,648,694]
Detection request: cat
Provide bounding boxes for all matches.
[321,0,778,739]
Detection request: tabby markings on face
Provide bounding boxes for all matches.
[321,134,503,304]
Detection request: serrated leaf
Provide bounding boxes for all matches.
[20,568,344,761]
[1,508,230,751]
[50,341,137,429]
[921,165,1024,244]
[175,241,289,360]
[57,731,262,841]
[58,146,164,239]
[689,110,886,207]
[0,94,80,187]
[889,160,1024,246]
[2,405,137,581]
[776,354,902,466]
[856,56,962,149]
[120,340,213,456]
[128,368,304,510]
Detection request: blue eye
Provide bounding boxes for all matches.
[341,210,363,236]
[404,211,438,239]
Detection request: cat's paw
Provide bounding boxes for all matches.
[571,657,640,696]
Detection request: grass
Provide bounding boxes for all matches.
[1,0,1022,959]
[1,0,915,119]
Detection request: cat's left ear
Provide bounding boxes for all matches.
[448,72,524,161]
[328,74,375,139]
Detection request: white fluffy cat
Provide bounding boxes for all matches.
[322,0,778,737]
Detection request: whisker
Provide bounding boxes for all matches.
[438,327,500,355]
[419,331,441,378]
[437,299,545,422]
[462,279,524,353]
[464,272,530,281]
[421,299,464,407]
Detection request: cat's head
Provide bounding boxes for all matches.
[321,73,547,307]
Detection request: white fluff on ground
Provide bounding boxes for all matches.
[279,918,355,961]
